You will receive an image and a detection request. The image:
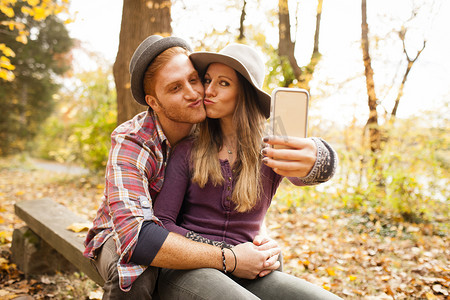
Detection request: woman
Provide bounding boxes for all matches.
[153,43,340,299]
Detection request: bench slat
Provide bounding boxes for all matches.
[15,199,104,286]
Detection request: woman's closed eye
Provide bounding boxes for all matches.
[219,80,230,87]
[203,78,230,87]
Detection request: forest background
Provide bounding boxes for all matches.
[0,0,448,299]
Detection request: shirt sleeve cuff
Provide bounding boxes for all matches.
[130,221,169,266]
[290,137,338,185]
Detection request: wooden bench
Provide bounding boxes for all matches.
[12,198,104,286]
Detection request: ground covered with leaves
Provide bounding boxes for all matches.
[0,157,448,299]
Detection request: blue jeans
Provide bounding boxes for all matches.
[158,268,343,300]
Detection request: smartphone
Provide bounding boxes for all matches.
[269,88,309,148]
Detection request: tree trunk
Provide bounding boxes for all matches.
[361,0,380,152]
[312,0,322,55]
[114,0,172,125]
[278,0,302,86]
[302,0,323,91]
[238,0,247,41]
[278,0,323,90]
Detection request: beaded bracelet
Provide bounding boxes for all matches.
[220,245,227,273]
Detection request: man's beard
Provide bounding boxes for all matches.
[155,97,205,124]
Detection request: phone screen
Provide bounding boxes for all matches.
[270,88,309,146]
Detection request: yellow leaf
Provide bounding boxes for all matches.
[21,6,35,16]
[2,63,14,71]
[0,5,15,18]
[322,284,330,291]
[268,223,282,230]
[1,1,17,5]
[381,275,390,281]
[32,6,47,21]
[64,18,74,24]
[425,292,438,300]
[0,44,16,56]
[375,220,381,233]
[27,0,40,6]
[0,257,8,265]
[326,267,336,276]
[300,260,310,266]
[53,6,64,15]
[66,222,91,233]
[0,230,12,244]
[278,206,289,213]
[15,190,24,196]
[322,214,329,219]
[15,22,25,30]
[15,34,28,44]
[438,266,450,272]
[0,69,15,81]
[349,275,357,281]
[1,56,15,70]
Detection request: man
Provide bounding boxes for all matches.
[84,35,281,299]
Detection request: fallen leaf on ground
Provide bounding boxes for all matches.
[66,222,91,233]
[89,290,103,299]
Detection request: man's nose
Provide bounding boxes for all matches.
[184,83,198,100]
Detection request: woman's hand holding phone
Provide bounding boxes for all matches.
[261,136,317,178]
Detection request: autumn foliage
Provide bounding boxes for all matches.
[0,0,70,81]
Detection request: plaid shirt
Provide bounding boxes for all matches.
[84,109,171,291]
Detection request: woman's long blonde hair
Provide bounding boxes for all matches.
[191,72,266,212]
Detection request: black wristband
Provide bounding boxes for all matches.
[229,247,237,274]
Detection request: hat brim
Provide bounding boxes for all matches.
[130,37,192,106]
[190,52,271,118]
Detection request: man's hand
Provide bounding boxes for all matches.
[262,136,317,178]
[230,241,281,279]
[253,235,281,277]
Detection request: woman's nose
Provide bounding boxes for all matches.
[205,84,216,97]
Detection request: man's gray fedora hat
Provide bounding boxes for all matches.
[129,35,192,106]
[190,43,271,118]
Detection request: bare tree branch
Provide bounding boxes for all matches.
[238,0,247,41]
[391,33,427,119]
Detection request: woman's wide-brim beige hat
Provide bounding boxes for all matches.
[190,44,271,118]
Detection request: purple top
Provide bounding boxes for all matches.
[153,138,305,246]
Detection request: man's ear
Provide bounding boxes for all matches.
[145,95,160,112]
